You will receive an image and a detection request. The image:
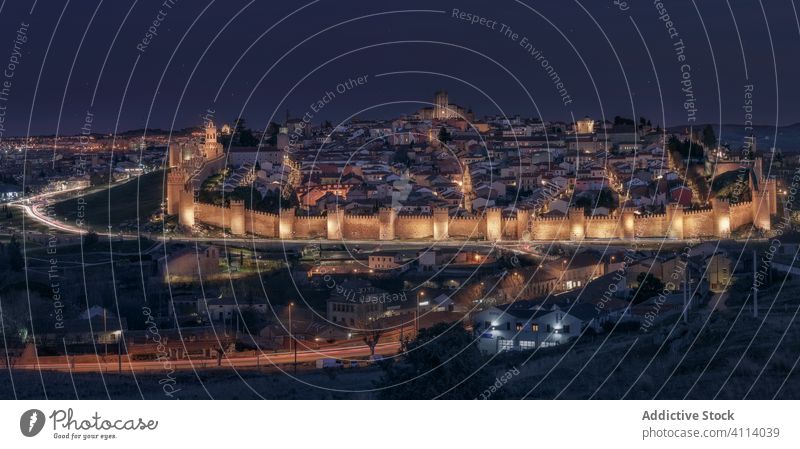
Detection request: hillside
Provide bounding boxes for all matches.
[52,170,165,232]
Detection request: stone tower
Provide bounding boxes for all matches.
[203,121,223,159]
[379,207,397,241]
[486,208,503,241]
[230,200,245,236]
[752,186,772,231]
[765,177,778,215]
[711,198,731,237]
[434,90,449,120]
[166,169,185,215]
[326,208,344,240]
[568,206,585,241]
[433,207,449,240]
[279,207,296,239]
[168,144,182,169]
[666,203,685,239]
[621,208,636,240]
[516,209,530,241]
[178,186,195,228]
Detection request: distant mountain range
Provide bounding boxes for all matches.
[668,123,800,153]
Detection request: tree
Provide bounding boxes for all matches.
[5,236,23,271]
[83,231,99,247]
[232,118,259,146]
[360,320,383,356]
[437,126,452,144]
[264,122,280,146]
[613,116,635,126]
[631,272,665,304]
[375,323,493,399]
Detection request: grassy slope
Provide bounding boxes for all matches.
[52,170,165,232]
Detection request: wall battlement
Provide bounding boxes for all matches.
[168,153,778,241]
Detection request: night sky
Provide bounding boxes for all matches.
[0,0,797,138]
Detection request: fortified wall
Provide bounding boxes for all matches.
[166,150,778,241]
[169,187,776,241]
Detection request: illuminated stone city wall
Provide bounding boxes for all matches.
[395,215,434,239]
[170,167,777,241]
[449,216,484,239]
[342,215,381,240]
[178,196,774,241]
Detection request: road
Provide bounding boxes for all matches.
[14,341,401,374]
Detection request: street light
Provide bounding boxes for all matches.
[288,302,296,375]
[116,330,123,374]
[416,291,425,334]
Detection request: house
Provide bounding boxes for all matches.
[157,246,221,281]
[704,251,733,293]
[472,303,604,354]
[197,296,267,323]
[418,293,459,312]
[670,186,693,206]
[368,252,403,271]
[326,279,394,325]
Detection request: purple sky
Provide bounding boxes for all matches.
[0,0,797,138]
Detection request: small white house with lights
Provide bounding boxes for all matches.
[472,303,604,354]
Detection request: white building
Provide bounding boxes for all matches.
[472,303,603,354]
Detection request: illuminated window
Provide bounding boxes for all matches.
[498,340,514,352]
[516,323,523,331]
[519,340,536,349]
[531,324,539,332]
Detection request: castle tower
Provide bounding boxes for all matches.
[621,208,636,240]
[203,121,223,159]
[166,169,185,215]
[711,198,732,237]
[752,188,772,232]
[433,207,449,240]
[279,208,296,239]
[666,203,685,239]
[766,177,778,215]
[178,186,195,228]
[168,144,182,168]
[568,206,585,241]
[378,207,397,241]
[753,156,763,187]
[516,209,530,241]
[434,90,449,120]
[486,208,503,241]
[230,200,245,236]
[326,208,344,240]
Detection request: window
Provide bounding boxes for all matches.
[519,340,536,350]
[516,322,523,332]
[531,324,539,332]
[563,325,571,333]
[484,321,491,329]
[498,340,514,352]
[506,322,511,331]
[546,324,552,332]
